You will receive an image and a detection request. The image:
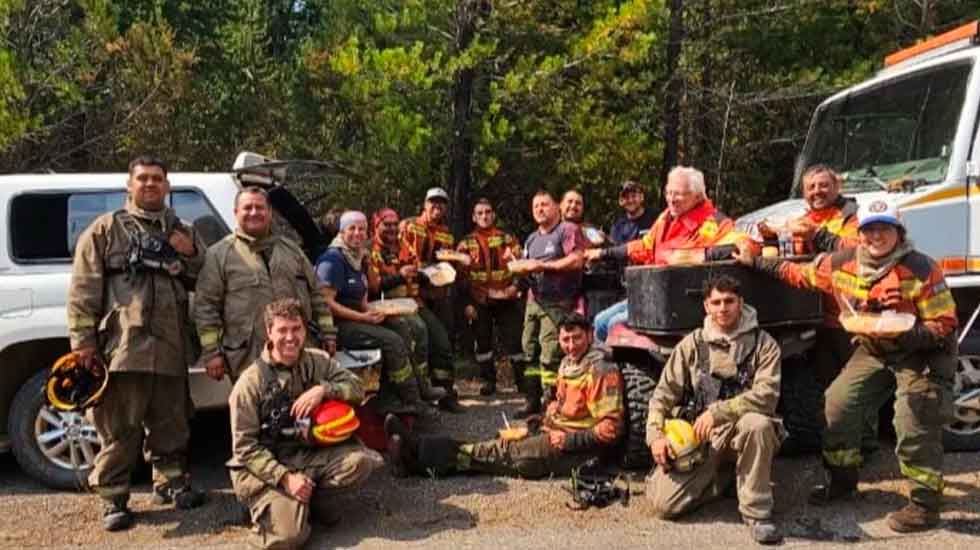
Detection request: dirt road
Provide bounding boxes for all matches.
[1,385,978,549]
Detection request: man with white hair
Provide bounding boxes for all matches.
[586,166,751,342]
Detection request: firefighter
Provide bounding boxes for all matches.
[315,211,437,419]
[586,166,752,343]
[385,313,623,479]
[645,275,783,544]
[734,199,957,533]
[366,207,449,403]
[456,198,525,396]
[514,190,588,418]
[399,187,463,411]
[68,156,207,531]
[194,186,336,381]
[228,298,383,550]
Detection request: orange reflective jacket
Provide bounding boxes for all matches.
[367,236,420,300]
[457,227,521,300]
[805,197,860,253]
[625,199,750,265]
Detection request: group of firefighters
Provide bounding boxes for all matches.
[65,155,957,548]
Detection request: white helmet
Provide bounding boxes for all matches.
[858,199,904,230]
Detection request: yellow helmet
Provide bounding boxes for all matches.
[46,352,108,412]
[664,419,703,472]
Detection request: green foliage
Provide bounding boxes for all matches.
[0,0,974,228]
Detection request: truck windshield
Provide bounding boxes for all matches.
[799,61,972,194]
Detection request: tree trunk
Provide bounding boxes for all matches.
[660,0,684,183]
[448,0,479,239]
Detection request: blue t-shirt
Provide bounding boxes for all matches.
[315,248,367,310]
[610,207,658,245]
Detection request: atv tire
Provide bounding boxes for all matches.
[777,357,823,456]
[619,363,657,470]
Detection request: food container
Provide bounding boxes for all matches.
[336,349,382,392]
[421,262,457,287]
[507,259,538,274]
[625,261,823,335]
[435,249,471,265]
[367,298,419,316]
[498,426,529,441]
[838,311,915,338]
[761,246,779,258]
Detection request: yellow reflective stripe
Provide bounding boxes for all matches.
[550,418,598,430]
[824,218,844,234]
[823,448,863,468]
[900,279,923,300]
[434,232,454,245]
[315,409,357,432]
[487,236,504,247]
[588,395,622,418]
[408,224,427,237]
[899,461,944,492]
[67,314,96,330]
[317,315,334,330]
[917,290,955,319]
[490,270,510,280]
[198,328,221,349]
[540,370,558,387]
[470,272,489,281]
[390,362,415,383]
[431,368,453,380]
[832,271,869,299]
[727,395,748,417]
[801,263,820,287]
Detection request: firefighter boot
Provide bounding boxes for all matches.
[414,362,447,402]
[102,495,134,532]
[384,414,460,476]
[514,375,542,419]
[887,488,941,533]
[479,360,496,396]
[437,382,465,414]
[395,377,439,422]
[808,466,858,505]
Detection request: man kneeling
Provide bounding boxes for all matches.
[386,313,623,478]
[227,298,384,549]
[646,275,784,544]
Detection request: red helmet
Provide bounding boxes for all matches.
[309,400,360,446]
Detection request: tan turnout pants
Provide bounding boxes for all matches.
[87,372,192,499]
[230,442,383,550]
[646,412,782,520]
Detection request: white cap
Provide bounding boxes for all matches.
[425,187,450,202]
[858,199,904,230]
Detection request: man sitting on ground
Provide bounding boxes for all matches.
[645,275,783,545]
[385,313,623,479]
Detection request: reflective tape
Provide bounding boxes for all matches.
[198,328,221,349]
[390,361,415,384]
[822,448,863,468]
[67,314,96,330]
[900,461,944,493]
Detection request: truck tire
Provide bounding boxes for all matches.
[944,344,980,451]
[619,363,656,470]
[8,369,99,491]
[777,357,823,456]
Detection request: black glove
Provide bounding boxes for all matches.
[563,429,599,452]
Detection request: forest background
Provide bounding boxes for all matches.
[1,0,978,237]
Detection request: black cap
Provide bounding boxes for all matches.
[620,180,642,195]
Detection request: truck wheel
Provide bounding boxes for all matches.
[8,369,99,491]
[777,357,823,456]
[619,363,656,470]
[944,352,980,451]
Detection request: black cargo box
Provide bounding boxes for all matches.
[625,261,823,335]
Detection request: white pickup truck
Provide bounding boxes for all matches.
[0,158,378,489]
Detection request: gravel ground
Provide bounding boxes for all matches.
[1,380,978,550]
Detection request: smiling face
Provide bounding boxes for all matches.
[127,164,170,211]
[859,222,901,258]
[379,216,399,245]
[704,288,743,333]
[235,191,272,237]
[802,170,841,211]
[619,189,645,217]
[266,314,306,365]
[472,203,496,229]
[560,190,584,223]
[341,219,369,249]
[532,194,559,227]
[664,174,700,218]
[558,324,591,359]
